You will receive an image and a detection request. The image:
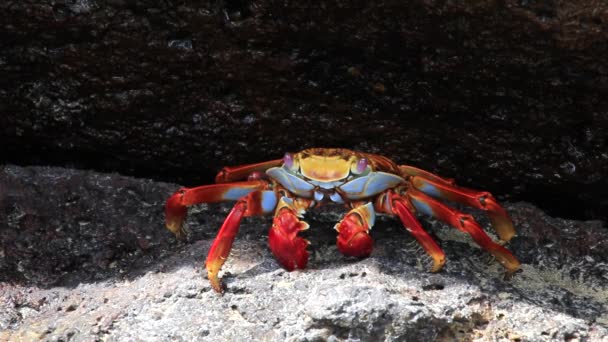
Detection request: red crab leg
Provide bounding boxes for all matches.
[335,202,375,258]
[388,192,446,272]
[205,190,278,293]
[399,165,456,186]
[268,197,312,271]
[409,175,516,242]
[406,189,520,276]
[215,159,283,183]
[165,180,270,239]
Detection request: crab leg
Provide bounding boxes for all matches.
[215,159,283,183]
[268,197,312,271]
[399,165,455,186]
[388,192,446,272]
[409,175,516,242]
[335,203,375,258]
[205,190,278,293]
[406,189,520,276]
[164,180,270,239]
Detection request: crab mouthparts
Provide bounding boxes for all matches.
[313,189,344,203]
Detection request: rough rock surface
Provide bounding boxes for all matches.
[1,165,606,341]
[1,1,608,222]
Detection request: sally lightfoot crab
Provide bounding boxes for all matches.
[165,148,520,293]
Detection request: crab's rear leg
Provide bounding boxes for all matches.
[399,165,456,186]
[215,159,283,183]
[407,189,520,277]
[385,192,446,272]
[164,180,270,239]
[401,166,516,242]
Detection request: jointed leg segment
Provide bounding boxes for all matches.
[408,174,516,242]
[164,180,270,239]
[381,166,521,277]
[205,196,249,292]
[407,189,520,275]
[215,159,283,183]
[388,192,446,272]
[164,180,277,293]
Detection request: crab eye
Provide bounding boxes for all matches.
[283,152,294,169]
[353,158,368,174]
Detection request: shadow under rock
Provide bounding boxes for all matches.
[0,165,231,288]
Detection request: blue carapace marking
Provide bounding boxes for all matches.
[223,187,256,200]
[339,172,404,199]
[260,191,278,213]
[410,197,434,216]
[267,167,315,197]
[418,182,442,198]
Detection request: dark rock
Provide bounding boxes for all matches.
[0,165,606,340]
[1,1,607,221]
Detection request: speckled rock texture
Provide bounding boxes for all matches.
[1,0,607,222]
[1,165,606,341]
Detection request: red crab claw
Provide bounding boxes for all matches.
[268,198,310,271]
[335,203,375,258]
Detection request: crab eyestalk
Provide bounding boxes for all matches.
[351,157,368,174]
[283,152,294,169]
[283,152,301,172]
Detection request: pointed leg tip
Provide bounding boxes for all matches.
[165,191,188,238]
[503,268,519,281]
[174,229,187,241]
[165,218,187,240]
[429,257,446,273]
[504,262,521,280]
[208,272,225,294]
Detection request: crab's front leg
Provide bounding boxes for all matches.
[205,190,278,292]
[164,180,277,293]
[164,180,270,239]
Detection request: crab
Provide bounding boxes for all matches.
[165,148,520,293]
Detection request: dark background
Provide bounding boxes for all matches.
[1,0,607,222]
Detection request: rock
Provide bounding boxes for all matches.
[1,1,607,222]
[0,165,606,340]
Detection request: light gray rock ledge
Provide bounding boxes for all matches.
[1,165,606,341]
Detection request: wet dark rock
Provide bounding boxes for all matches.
[1,1,607,222]
[0,165,607,340]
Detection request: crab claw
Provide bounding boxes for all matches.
[268,207,310,271]
[165,189,188,240]
[335,203,375,258]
